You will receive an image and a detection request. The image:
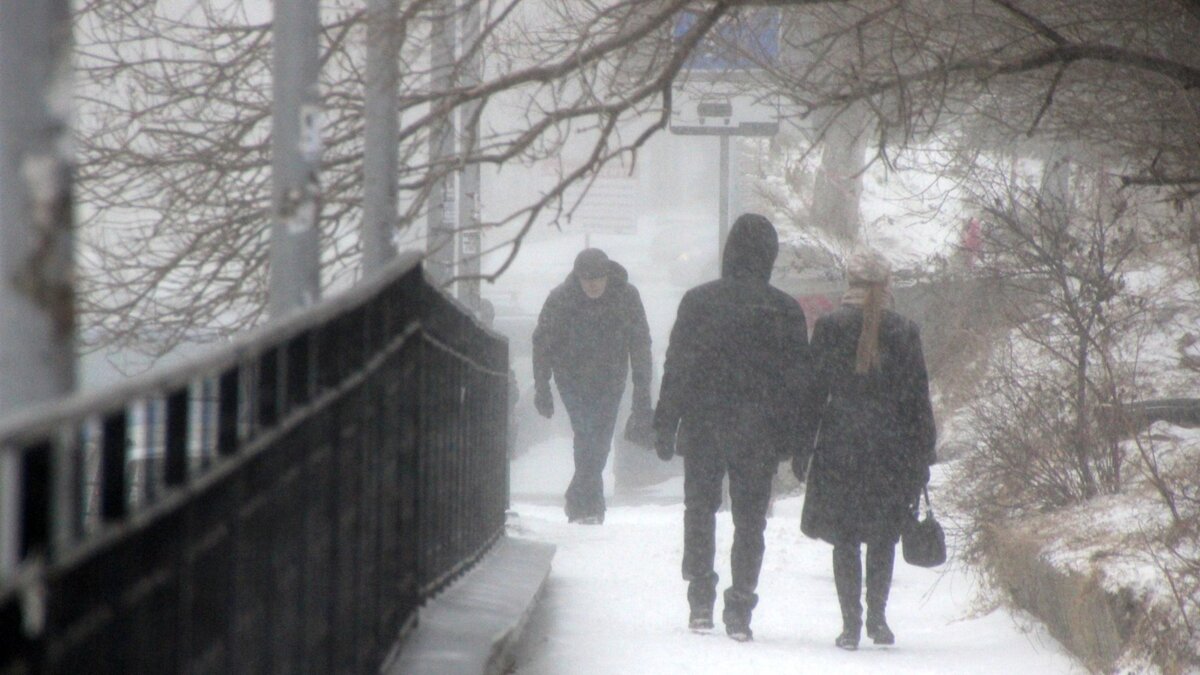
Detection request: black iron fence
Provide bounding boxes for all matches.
[0,255,509,674]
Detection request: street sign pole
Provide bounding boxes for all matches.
[669,9,780,274]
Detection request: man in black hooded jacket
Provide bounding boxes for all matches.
[654,213,813,641]
[533,248,653,524]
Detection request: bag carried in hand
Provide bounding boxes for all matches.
[901,487,946,568]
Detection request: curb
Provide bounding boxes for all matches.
[383,536,556,675]
[986,526,1142,672]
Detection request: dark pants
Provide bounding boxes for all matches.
[680,412,776,626]
[832,541,895,631]
[558,384,623,521]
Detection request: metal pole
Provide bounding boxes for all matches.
[269,0,322,318]
[426,0,457,289]
[0,0,77,578]
[362,0,399,276]
[718,134,730,265]
[0,451,18,578]
[0,0,77,415]
[457,0,482,310]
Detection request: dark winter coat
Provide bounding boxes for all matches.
[800,306,937,546]
[654,215,812,459]
[533,260,652,406]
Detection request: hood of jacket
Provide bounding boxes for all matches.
[563,259,630,300]
[721,213,778,282]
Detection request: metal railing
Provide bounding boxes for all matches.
[0,255,509,674]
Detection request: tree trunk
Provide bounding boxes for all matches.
[1074,331,1097,498]
[810,103,871,243]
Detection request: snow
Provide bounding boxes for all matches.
[997,423,1200,662]
[507,444,1085,674]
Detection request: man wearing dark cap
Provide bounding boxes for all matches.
[533,248,654,524]
[655,213,813,641]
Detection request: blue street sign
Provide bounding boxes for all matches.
[673,9,780,71]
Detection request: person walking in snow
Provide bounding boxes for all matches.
[654,213,813,641]
[533,248,654,524]
[797,248,936,650]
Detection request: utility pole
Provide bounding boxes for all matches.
[426,0,457,289]
[0,0,77,577]
[268,0,322,318]
[362,0,399,277]
[0,0,77,414]
[457,0,482,311]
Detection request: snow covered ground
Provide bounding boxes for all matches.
[507,442,1085,674]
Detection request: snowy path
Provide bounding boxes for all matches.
[507,448,1085,673]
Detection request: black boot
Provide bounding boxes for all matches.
[722,588,758,642]
[865,543,896,645]
[689,608,714,631]
[835,623,861,651]
[687,571,718,632]
[833,544,863,651]
[865,615,894,645]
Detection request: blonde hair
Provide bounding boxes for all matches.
[844,249,891,374]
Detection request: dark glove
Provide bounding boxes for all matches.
[534,386,553,418]
[655,429,676,461]
[624,406,656,448]
[790,454,808,483]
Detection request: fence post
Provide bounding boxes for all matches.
[269,0,322,318]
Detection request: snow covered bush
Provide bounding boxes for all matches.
[954,163,1144,514]
[945,162,1200,670]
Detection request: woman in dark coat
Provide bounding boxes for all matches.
[799,249,936,650]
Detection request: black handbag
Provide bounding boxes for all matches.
[901,487,946,568]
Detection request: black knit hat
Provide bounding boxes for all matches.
[573,248,611,280]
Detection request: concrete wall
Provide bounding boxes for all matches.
[985,525,1200,674]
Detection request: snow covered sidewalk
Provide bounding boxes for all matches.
[507,489,1086,674]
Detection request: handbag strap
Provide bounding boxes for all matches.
[921,486,934,518]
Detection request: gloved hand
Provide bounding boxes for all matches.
[624,405,656,448]
[534,386,554,418]
[655,427,676,461]
[653,406,680,461]
[790,454,808,483]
